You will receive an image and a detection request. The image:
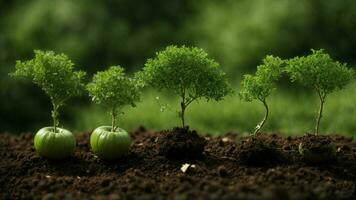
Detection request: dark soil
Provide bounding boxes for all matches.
[157,126,206,159]
[234,133,285,166]
[298,134,337,163]
[1,128,356,200]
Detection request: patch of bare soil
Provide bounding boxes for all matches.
[1,127,356,200]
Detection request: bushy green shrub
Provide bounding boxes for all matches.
[10,50,86,132]
[286,49,354,135]
[239,55,283,135]
[87,66,141,160]
[87,66,141,132]
[139,45,232,127]
[10,50,85,159]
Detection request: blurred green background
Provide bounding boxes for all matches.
[1,0,355,135]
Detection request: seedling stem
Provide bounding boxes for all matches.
[111,107,117,132]
[51,102,60,133]
[315,90,326,135]
[253,99,269,135]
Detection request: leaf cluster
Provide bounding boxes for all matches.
[239,55,283,102]
[87,66,141,110]
[10,50,86,106]
[285,49,355,97]
[139,45,232,103]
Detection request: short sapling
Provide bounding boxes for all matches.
[286,49,354,163]
[10,50,86,159]
[238,56,284,165]
[87,66,141,160]
[239,55,283,135]
[139,45,232,128]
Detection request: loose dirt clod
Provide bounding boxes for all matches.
[235,134,285,166]
[157,126,206,159]
[298,134,337,163]
[1,130,356,200]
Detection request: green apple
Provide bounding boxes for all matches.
[34,127,76,160]
[90,126,132,160]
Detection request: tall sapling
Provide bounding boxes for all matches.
[239,55,283,135]
[139,45,232,128]
[10,50,86,159]
[87,66,141,160]
[286,49,354,163]
[286,49,354,135]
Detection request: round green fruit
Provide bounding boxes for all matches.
[34,127,76,160]
[90,126,132,160]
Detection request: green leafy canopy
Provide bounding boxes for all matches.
[10,50,86,107]
[140,45,232,103]
[285,49,355,135]
[239,55,283,102]
[239,55,283,135]
[286,49,354,97]
[9,50,86,131]
[138,45,232,127]
[87,66,141,111]
[87,66,141,132]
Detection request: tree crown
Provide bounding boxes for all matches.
[139,45,232,103]
[10,50,86,106]
[239,55,283,102]
[87,66,141,110]
[286,49,354,96]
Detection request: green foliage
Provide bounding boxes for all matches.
[286,49,355,134]
[87,66,141,110]
[240,56,283,102]
[286,49,354,96]
[189,0,356,76]
[239,55,283,135]
[10,50,86,131]
[74,83,356,136]
[3,0,198,74]
[139,45,232,127]
[0,0,199,133]
[10,50,86,106]
[87,66,141,131]
[3,0,356,133]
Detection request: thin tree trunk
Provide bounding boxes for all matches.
[253,100,269,136]
[315,91,325,135]
[180,88,186,128]
[111,107,117,132]
[51,103,59,133]
[181,102,186,127]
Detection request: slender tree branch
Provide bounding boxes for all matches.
[185,96,198,107]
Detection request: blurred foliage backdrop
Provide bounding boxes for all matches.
[0,0,356,135]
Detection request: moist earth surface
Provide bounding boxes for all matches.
[1,127,356,200]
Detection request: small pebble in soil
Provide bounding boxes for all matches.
[180,163,196,173]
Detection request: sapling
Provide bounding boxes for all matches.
[87,66,141,160]
[286,49,355,163]
[286,49,354,135]
[239,55,283,135]
[139,45,232,128]
[10,50,86,159]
